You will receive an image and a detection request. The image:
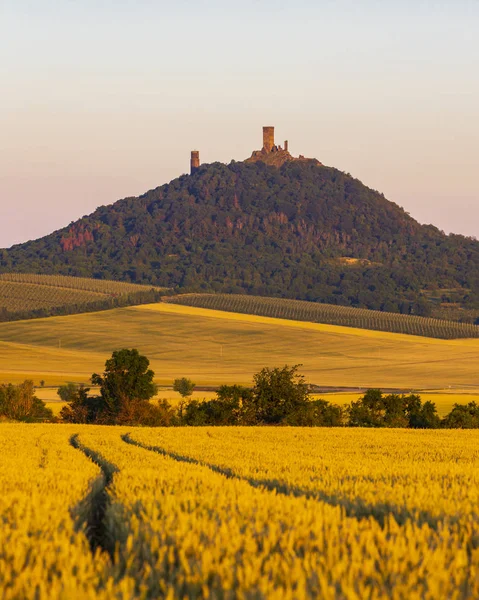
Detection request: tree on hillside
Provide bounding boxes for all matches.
[91,349,157,422]
[252,365,311,424]
[173,377,196,398]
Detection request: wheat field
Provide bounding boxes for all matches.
[0,303,478,393]
[1,424,478,599]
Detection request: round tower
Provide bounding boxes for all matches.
[190,150,200,174]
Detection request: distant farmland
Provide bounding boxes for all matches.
[0,273,164,321]
[167,294,479,339]
[0,302,479,390]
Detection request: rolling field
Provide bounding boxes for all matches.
[0,303,479,396]
[2,424,479,599]
[168,293,479,339]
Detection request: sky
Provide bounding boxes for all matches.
[1,0,478,247]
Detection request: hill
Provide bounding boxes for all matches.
[0,273,164,322]
[0,303,478,392]
[2,160,479,318]
[167,294,479,339]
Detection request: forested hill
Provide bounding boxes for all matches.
[1,160,479,317]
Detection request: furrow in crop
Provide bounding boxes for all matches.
[70,434,119,559]
[122,432,443,529]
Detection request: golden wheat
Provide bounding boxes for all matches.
[0,424,123,599]
[2,424,479,598]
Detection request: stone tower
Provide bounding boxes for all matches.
[190,150,200,174]
[262,126,274,152]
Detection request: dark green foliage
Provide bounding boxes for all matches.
[179,368,343,426]
[442,402,479,428]
[409,400,442,429]
[51,349,479,429]
[215,385,257,425]
[173,377,196,398]
[91,349,157,422]
[348,390,440,428]
[59,385,104,424]
[57,382,80,402]
[0,380,53,422]
[58,349,160,425]
[181,385,257,426]
[3,161,479,317]
[282,399,344,426]
[251,365,311,425]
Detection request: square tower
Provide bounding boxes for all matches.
[263,126,274,152]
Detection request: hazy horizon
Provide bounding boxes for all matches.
[1,0,478,248]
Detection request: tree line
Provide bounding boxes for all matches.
[2,349,478,429]
[0,289,165,324]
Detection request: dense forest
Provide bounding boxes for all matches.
[2,160,479,316]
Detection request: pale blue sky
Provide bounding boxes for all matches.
[1,0,478,246]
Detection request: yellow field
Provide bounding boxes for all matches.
[0,303,479,394]
[2,424,478,598]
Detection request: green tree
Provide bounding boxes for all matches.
[91,349,157,421]
[173,377,196,398]
[408,399,440,428]
[59,385,103,424]
[216,385,256,425]
[348,390,439,428]
[57,382,80,402]
[251,365,311,425]
[0,380,53,422]
[349,389,385,427]
[442,402,479,428]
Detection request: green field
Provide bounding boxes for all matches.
[0,273,163,318]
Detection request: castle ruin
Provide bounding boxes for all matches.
[190,126,319,173]
[190,150,200,174]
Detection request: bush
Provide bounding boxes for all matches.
[252,365,311,425]
[442,402,479,428]
[348,390,440,428]
[0,380,53,422]
[173,378,196,398]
